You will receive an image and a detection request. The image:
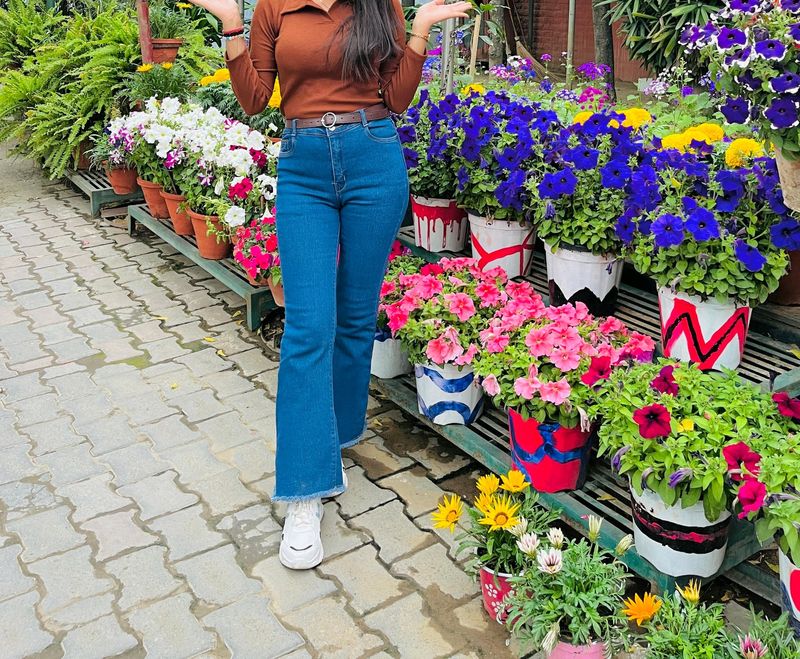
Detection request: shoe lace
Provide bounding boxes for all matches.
[288,500,318,531]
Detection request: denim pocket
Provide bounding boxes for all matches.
[364,119,399,144]
[279,134,296,157]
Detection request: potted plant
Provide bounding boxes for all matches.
[399,92,468,253]
[473,292,654,492]
[726,607,800,653]
[125,62,194,106]
[89,128,139,195]
[505,516,633,658]
[148,1,193,64]
[624,143,789,371]
[592,359,787,577]
[525,109,650,315]
[431,469,560,623]
[389,257,510,425]
[232,211,284,304]
[372,243,425,379]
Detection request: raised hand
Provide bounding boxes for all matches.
[183,0,242,29]
[414,0,473,31]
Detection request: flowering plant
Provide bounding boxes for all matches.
[505,516,632,655]
[684,0,800,158]
[201,170,277,239]
[89,128,135,171]
[472,290,655,428]
[125,62,193,106]
[387,257,510,367]
[431,469,561,578]
[233,211,280,284]
[488,55,538,84]
[592,359,788,521]
[376,249,425,332]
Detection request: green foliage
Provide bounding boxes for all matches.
[124,63,194,105]
[642,592,728,658]
[725,609,800,658]
[193,81,282,137]
[149,1,194,39]
[0,0,66,69]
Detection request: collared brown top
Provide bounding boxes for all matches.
[227,0,427,119]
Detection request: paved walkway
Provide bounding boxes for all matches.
[0,147,510,659]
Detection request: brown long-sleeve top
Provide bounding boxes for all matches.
[226,0,427,119]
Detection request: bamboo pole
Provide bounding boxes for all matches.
[136,0,154,64]
[565,0,575,86]
[468,12,483,80]
[441,18,456,95]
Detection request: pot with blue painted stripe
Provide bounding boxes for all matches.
[414,362,484,425]
[370,325,413,379]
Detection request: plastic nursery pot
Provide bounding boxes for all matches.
[467,212,535,278]
[779,548,800,637]
[268,276,285,307]
[370,325,412,379]
[410,195,468,253]
[478,566,513,623]
[160,191,193,236]
[136,178,170,219]
[187,209,231,260]
[151,38,184,64]
[544,242,622,317]
[414,362,484,425]
[508,409,594,493]
[104,164,139,195]
[775,148,800,213]
[770,250,800,306]
[657,287,751,371]
[547,641,606,659]
[630,485,731,578]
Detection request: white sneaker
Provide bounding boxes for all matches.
[342,461,348,489]
[279,498,324,570]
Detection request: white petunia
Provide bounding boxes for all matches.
[224,206,246,227]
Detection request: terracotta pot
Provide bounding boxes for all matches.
[508,410,594,493]
[770,250,800,306]
[779,548,800,637]
[246,272,270,287]
[105,165,139,195]
[414,362,483,425]
[268,136,282,144]
[548,641,606,659]
[371,325,412,379]
[137,178,170,219]
[410,195,468,253]
[160,191,193,236]
[468,212,535,278]
[775,148,800,213]
[187,209,231,260]
[544,242,622,317]
[479,566,513,623]
[268,277,285,307]
[151,38,183,64]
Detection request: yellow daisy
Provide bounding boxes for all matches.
[572,111,593,125]
[474,492,494,515]
[431,494,463,533]
[621,107,653,130]
[725,137,765,167]
[461,82,485,96]
[478,494,521,532]
[176,1,193,7]
[161,62,173,70]
[622,593,662,626]
[137,64,153,73]
[500,469,529,493]
[677,579,701,605]
[476,473,500,496]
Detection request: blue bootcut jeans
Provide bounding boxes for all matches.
[273,113,409,501]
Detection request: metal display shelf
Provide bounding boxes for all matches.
[65,169,143,218]
[371,226,800,600]
[127,204,276,330]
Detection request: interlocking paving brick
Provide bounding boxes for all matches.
[226,389,275,424]
[141,414,202,450]
[127,319,171,343]
[106,546,182,611]
[128,593,216,657]
[176,349,231,377]
[217,440,275,484]
[147,504,227,561]
[116,472,194,524]
[200,412,263,453]
[0,479,59,521]
[0,591,54,657]
[23,417,85,456]
[0,372,51,403]
[50,336,99,363]
[48,371,97,400]
[57,474,132,523]
[37,321,79,346]
[102,443,169,487]
[139,337,191,363]
[378,466,446,518]
[203,369,255,398]
[227,348,275,377]
[392,543,476,601]
[161,440,230,484]
[175,544,261,606]
[115,391,175,426]
[59,392,116,428]
[6,505,84,562]
[344,433,415,480]
[216,504,281,569]
[350,500,434,564]
[170,320,212,343]
[9,392,60,427]
[189,469,260,517]
[204,594,304,659]
[406,434,473,480]
[170,389,228,423]
[73,413,139,455]
[81,509,158,562]
[0,544,36,602]
[61,614,138,659]
[253,554,338,615]
[337,466,396,519]
[37,442,106,487]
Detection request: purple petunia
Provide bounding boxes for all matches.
[716,27,747,50]
[565,146,599,170]
[735,240,767,272]
[402,147,419,169]
[615,214,636,244]
[723,46,753,69]
[736,70,763,92]
[771,218,800,250]
[538,168,578,199]
[685,207,720,241]
[754,39,787,61]
[652,213,685,248]
[729,0,762,12]
[496,170,527,210]
[600,160,631,190]
[720,96,751,124]
[790,23,800,41]
[668,468,693,488]
[771,72,800,94]
[782,0,800,11]
[764,97,800,129]
[397,124,416,144]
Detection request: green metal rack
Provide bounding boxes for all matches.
[65,169,143,218]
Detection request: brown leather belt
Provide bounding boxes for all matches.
[285,103,390,129]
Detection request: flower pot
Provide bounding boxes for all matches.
[246,273,270,287]
[188,209,231,260]
[414,362,483,425]
[468,212,535,278]
[775,148,800,213]
[268,277,285,307]
[160,190,193,236]
[548,641,606,659]
[770,250,800,306]
[410,196,468,253]
[105,165,139,195]
[137,178,170,219]
[151,38,184,64]
[657,287,751,371]
[508,409,593,493]
[75,140,91,171]
[479,566,513,623]
[371,325,412,379]
[544,242,622,316]
[630,486,730,578]
[779,548,800,638]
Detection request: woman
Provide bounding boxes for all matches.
[187,0,471,569]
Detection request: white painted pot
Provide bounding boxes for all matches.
[370,326,412,379]
[414,362,483,425]
[410,196,468,253]
[630,486,731,578]
[544,242,622,316]
[468,213,535,278]
[779,548,800,637]
[657,287,751,371]
[775,148,800,213]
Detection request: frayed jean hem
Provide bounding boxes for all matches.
[272,485,346,503]
[340,422,368,449]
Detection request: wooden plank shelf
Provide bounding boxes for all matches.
[127,204,276,331]
[65,169,143,218]
[373,225,800,600]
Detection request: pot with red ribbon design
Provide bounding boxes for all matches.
[468,213,535,278]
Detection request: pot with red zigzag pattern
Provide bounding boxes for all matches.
[468,213,535,278]
[548,641,606,659]
[479,566,513,623]
[508,410,594,493]
[414,362,484,425]
[544,243,622,317]
[371,325,412,379]
[658,287,751,371]
[779,549,800,637]
[630,486,731,577]
[411,196,468,253]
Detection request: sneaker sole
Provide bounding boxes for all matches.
[279,542,324,570]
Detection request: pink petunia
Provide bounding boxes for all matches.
[444,292,476,321]
[379,281,396,299]
[550,347,581,372]
[480,327,510,353]
[475,281,505,308]
[411,275,444,300]
[539,378,571,405]
[514,377,539,400]
[386,304,409,334]
[454,343,478,366]
[525,328,555,357]
[481,374,501,396]
[598,316,625,334]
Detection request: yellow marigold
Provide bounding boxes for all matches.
[572,111,593,125]
[431,494,463,533]
[478,494,521,532]
[137,64,153,73]
[176,2,192,7]
[476,473,500,496]
[621,107,653,130]
[268,78,282,108]
[500,469,529,493]
[622,593,662,626]
[695,122,724,142]
[725,138,765,167]
[199,75,214,86]
[161,62,173,70]
[683,126,714,146]
[661,133,690,153]
[213,67,230,82]
[461,82,486,96]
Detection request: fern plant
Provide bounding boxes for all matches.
[0,0,66,69]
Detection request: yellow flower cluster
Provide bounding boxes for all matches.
[572,111,593,125]
[725,137,765,167]
[620,107,653,130]
[661,123,725,153]
[176,2,193,7]
[199,67,231,87]
[136,63,173,74]
[268,78,281,109]
[461,82,486,97]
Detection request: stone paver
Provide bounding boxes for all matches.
[128,593,216,657]
[0,544,36,602]
[147,504,227,560]
[6,505,84,562]
[61,614,138,659]
[106,546,183,611]
[175,544,261,606]
[351,500,435,563]
[81,509,158,561]
[117,470,199,521]
[0,591,54,657]
[253,555,338,615]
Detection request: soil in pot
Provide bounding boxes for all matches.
[137,178,170,219]
[160,191,193,236]
[105,165,139,195]
[188,210,231,260]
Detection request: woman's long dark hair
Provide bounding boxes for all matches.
[339,0,403,83]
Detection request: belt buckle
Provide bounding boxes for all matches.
[321,112,337,131]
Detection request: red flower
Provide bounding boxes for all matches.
[723,441,761,480]
[264,234,278,253]
[633,404,671,439]
[420,263,444,276]
[737,476,767,519]
[773,391,800,420]
[249,148,268,167]
[580,356,612,386]
[228,178,253,201]
[651,365,679,395]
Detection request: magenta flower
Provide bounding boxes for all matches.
[651,365,679,395]
[773,391,800,419]
[737,477,767,519]
[739,634,767,659]
[580,356,612,386]
[633,404,671,439]
[723,441,761,480]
